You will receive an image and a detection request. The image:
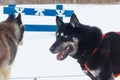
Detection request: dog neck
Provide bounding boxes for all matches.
[0,23,19,46]
[77,34,106,65]
[78,34,107,74]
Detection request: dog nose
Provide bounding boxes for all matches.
[49,47,55,53]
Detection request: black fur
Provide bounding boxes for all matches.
[50,13,120,80]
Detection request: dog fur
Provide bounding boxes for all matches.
[49,13,120,80]
[0,14,24,80]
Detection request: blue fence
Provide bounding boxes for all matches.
[4,4,74,31]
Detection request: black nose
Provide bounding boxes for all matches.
[49,46,55,53]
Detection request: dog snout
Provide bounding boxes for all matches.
[49,46,56,53]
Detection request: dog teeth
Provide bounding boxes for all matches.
[66,47,70,51]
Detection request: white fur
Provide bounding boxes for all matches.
[64,35,67,38]
[90,68,101,77]
[13,23,21,40]
[62,40,78,56]
[0,65,12,80]
[90,69,114,80]
[71,22,75,28]
[72,37,79,43]
[83,68,101,79]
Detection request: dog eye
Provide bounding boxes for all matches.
[56,32,59,36]
[60,32,64,36]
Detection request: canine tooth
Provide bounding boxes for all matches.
[66,47,70,51]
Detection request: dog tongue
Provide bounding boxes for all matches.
[57,52,64,60]
[56,47,69,60]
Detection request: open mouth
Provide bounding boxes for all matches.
[56,45,73,60]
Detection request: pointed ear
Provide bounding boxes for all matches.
[16,13,21,21]
[6,14,14,21]
[56,16,63,27]
[70,13,80,28]
[15,13,22,25]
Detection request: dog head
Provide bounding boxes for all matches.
[50,13,102,61]
[50,13,82,60]
[2,14,25,45]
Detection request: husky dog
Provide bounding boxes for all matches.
[0,14,24,80]
[49,13,120,80]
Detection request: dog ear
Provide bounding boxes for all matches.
[6,14,14,21]
[15,13,22,25]
[70,13,80,28]
[56,16,64,27]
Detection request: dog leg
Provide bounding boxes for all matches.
[0,65,11,80]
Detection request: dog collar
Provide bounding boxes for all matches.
[115,74,120,78]
[84,62,90,72]
[84,33,120,78]
[93,34,106,54]
[83,33,120,78]
[83,34,106,75]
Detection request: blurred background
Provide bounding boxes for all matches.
[1,0,120,5]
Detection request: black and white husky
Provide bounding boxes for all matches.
[50,13,120,80]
